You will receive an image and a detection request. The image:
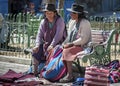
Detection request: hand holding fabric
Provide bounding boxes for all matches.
[47,45,53,52]
[63,43,74,48]
[32,46,39,53]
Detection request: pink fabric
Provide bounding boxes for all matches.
[0,69,43,85]
[17,74,35,80]
[84,66,110,86]
[62,46,83,61]
[0,69,23,82]
[15,81,43,86]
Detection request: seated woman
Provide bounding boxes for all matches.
[59,3,92,82]
[32,3,66,76]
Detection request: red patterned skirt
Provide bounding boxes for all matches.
[62,45,83,61]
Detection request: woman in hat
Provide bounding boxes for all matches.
[32,3,66,76]
[60,3,91,82]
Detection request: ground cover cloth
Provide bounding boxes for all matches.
[0,69,43,85]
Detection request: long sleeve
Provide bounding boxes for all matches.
[35,19,45,47]
[72,19,91,46]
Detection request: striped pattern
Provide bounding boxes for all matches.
[84,66,110,86]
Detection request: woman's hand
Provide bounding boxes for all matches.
[32,46,39,53]
[63,43,74,48]
[47,45,53,52]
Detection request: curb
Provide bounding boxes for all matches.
[0,55,31,65]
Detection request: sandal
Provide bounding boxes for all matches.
[59,76,74,83]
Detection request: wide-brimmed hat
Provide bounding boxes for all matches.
[67,3,88,14]
[42,3,57,12]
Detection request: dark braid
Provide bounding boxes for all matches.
[78,12,87,20]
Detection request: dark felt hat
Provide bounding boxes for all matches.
[67,3,88,14]
[42,3,56,12]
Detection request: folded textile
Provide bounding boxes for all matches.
[0,69,23,82]
[15,77,43,85]
[0,69,44,85]
[84,66,110,86]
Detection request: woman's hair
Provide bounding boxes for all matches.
[43,11,60,19]
[78,12,87,20]
[54,11,60,17]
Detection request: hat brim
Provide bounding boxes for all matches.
[67,8,88,14]
[42,9,57,12]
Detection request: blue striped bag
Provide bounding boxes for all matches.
[41,45,67,82]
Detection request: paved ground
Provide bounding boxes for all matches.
[0,61,29,75]
[0,56,120,86]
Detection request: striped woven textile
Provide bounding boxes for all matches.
[84,66,110,86]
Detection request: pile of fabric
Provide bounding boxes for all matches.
[0,69,44,85]
[72,60,120,86]
[83,60,120,86]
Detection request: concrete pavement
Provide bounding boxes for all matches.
[0,55,30,75]
[0,61,29,75]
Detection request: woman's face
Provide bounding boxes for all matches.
[70,12,78,20]
[29,3,35,9]
[45,11,56,22]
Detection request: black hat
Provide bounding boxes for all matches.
[42,3,56,12]
[67,3,88,14]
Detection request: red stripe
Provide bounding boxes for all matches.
[50,49,63,61]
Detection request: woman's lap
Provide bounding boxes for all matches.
[62,46,83,61]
